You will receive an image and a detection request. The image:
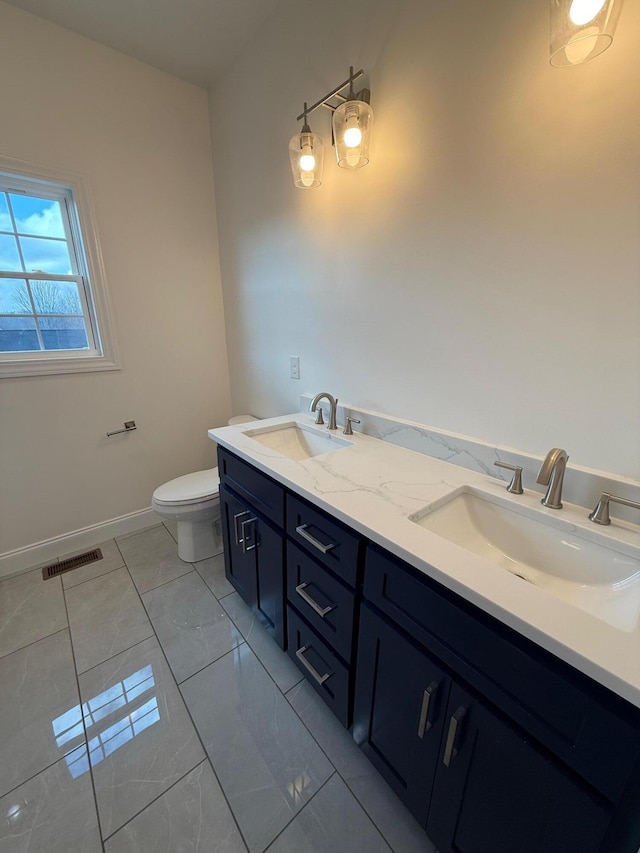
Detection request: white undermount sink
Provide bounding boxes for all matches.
[410,487,640,633]
[243,421,353,462]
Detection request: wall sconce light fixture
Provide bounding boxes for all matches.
[550,0,624,66]
[289,103,325,188]
[289,67,373,189]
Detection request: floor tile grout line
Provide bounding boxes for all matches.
[218,596,305,696]
[280,684,416,853]
[176,608,349,847]
[261,770,338,852]
[113,523,163,545]
[60,559,164,678]
[131,564,196,597]
[139,565,219,602]
[60,578,107,852]
[69,548,228,845]
[176,640,249,689]
[161,521,178,545]
[192,565,233,601]
[0,623,70,663]
[75,630,156,678]
[100,758,211,845]
[329,773,401,852]
[174,638,246,687]
[0,749,87,804]
[126,560,252,853]
[62,561,125,591]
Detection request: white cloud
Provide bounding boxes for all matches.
[14,204,64,239]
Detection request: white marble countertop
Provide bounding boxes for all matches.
[209,414,640,709]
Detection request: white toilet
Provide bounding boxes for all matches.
[152,415,258,563]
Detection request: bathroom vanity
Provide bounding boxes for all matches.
[211,415,640,853]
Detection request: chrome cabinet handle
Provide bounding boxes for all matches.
[233,510,251,545]
[240,517,257,552]
[417,681,439,739]
[295,645,332,685]
[295,582,335,618]
[295,524,335,554]
[443,706,467,767]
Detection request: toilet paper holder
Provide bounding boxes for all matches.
[106,420,137,437]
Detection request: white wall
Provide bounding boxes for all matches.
[210,0,640,480]
[0,3,231,556]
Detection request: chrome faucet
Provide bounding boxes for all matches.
[536,448,569,509]
[310,392,338,431]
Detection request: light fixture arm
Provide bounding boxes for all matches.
[295,67,367,123]
[300,102,311,134]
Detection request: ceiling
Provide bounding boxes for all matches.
[3,0,284,88]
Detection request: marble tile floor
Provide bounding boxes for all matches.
[0,522,435,853]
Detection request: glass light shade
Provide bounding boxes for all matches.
[289,131,324,189]
[332,100,373,169]
[550,0,623,66]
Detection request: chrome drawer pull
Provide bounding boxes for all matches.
[417,681,439,739]
[240,517,257,553]
[443,706,467,767]
[295,524,335,554]
[233,510,251,545]
[295,582,335,618]
[295,645,332,685]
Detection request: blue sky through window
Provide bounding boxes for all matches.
[9,193,65,237]
[0,192,72,274]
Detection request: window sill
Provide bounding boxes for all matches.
[0,354,121,379]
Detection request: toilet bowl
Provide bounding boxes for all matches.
[152,415,257,562]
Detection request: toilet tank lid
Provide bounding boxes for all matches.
[228,414,258,425]
[153,468,220,504]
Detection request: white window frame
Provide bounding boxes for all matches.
[0,154,119,378]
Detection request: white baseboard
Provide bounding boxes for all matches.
[0,507,158,580]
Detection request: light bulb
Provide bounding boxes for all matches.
[299,150,316,171]
[569,0,606,25]
[343,125,362,148]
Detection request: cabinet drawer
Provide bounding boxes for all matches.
[287,606,351,726]
[365,544,640,803]
[286,494,361,587]
[286,541,355,661]
[218,447,284,527]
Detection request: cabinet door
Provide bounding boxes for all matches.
[220,485,257,604]
[427,682,611,853]
[352,603,451,826]
[254,517,285,649]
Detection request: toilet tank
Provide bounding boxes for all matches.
[228,415,258,425]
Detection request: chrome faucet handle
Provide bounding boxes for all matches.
[589,492,640,525]
[314,408,325,425]
[494,461,523,495]
[343,416,361,436]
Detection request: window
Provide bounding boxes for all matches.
[0,156,118,377]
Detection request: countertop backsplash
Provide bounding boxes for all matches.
[300,394,640,525]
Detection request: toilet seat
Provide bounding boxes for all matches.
[152,468,220,506]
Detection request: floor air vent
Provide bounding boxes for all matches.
[42,548,103,580]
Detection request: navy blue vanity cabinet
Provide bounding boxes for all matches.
[427,682,611,853]
[355,544,640,853]
[218,449,285,648]
[285,494,362,725]
[352,602,452,825]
